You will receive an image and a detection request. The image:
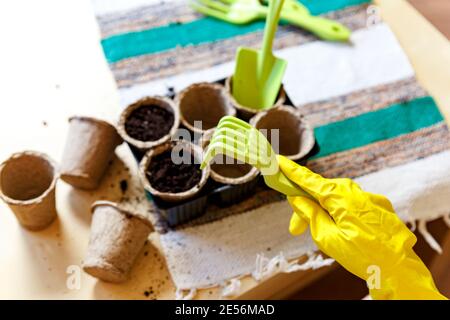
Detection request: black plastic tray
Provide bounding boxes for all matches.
[127,78,319,227]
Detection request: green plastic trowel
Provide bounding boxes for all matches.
[232,0,287,110]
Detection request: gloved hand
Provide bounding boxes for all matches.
[277,155,446,300]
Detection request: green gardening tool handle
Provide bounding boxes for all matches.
[284,14,351,42]
[260,0,285,74]
[281,5,351,42]
[262,0,351,42]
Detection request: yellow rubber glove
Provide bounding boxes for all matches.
[277,155,446,300]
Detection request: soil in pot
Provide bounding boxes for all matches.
[146,149,201,193]
[125,104,174,142]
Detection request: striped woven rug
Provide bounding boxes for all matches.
[93,0,450,295]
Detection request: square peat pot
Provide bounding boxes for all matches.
[129,79,320,227]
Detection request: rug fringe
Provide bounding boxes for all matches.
[408,219,417,231]
[418,219,443,254]
[177,216,449,298]
[444,214,450,228]
[175,288,197,300]
[251,252,334,282]
[221,279,241,298]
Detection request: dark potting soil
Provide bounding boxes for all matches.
[146,150,201,193]
[125,104,174,142]
[120,179,128,193]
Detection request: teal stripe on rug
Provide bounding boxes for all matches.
[312,96,444,159]
[101,0,370,63]
[299,0,369,15]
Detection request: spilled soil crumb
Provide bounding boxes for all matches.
[120,179,128,193]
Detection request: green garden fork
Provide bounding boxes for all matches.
[190,0,351,42]
[201,116,315,199]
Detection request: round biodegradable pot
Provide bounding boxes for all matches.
[118,96,180,152]
[225,76,286,121]
[250,106,315,161]
[0,151,58,230]
[176,82,235,134]
[139,140,210,202]
[82,201,153,283]
[60,116,122,190]
[200,129,259,185]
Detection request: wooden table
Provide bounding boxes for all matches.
[0,0,449,299]
[409,0,450,39]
